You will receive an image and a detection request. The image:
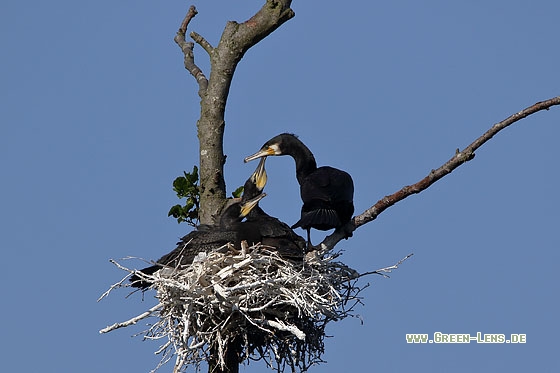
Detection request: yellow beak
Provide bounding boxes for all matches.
[251,157,268,190]
[244,147,276,163]
[239,192,267,217]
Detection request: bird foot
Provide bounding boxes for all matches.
[336,223,354,240]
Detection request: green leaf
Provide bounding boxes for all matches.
[232,186,244,198]
[169,166,200,226]
[168,204,182,217]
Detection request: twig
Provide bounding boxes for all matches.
[99,303,162,334]
[97,259,137,301]
[258,319,306,341]
[359,253,414,278]
[191,31,213,55]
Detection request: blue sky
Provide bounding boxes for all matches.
[2,1,559,372]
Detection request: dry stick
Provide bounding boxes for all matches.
[322,96,560,251]
[100,303,163,334]
[359,253,414,278]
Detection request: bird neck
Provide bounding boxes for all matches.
[219,203,243,229]
[247,206,268,220]
[288,143,317,184]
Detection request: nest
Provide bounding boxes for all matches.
[100,243,411,372]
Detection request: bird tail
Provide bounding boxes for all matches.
[129,265,161,289]
[291,208,341,231]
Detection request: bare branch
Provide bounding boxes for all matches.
[224,0,295,55]
[359,253,414,279]
[321,96,560,250]
[191,31,213,55]
[179,5,197,35]
[99,303,162,334]
[174,5,208,95]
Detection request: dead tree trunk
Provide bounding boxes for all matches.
[174,2,295,226]
[173,2,295,371]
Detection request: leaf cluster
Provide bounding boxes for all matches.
[168,166,200,227]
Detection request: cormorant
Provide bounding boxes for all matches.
[240,157,307,258]
[129,192,265,289]
[244,133,354,246]
[130,157,306,289]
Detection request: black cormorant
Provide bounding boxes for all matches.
[129,192,265,289]
[244,133,354,246]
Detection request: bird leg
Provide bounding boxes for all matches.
[306,228,313,251]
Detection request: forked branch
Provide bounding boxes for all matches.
[173,2,295,226]
[174,5,208,96]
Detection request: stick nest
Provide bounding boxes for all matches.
[100,243,393,372]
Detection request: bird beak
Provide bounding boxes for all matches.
[251,157,268,190]
[244,146,276,163]
[239,192,266,217]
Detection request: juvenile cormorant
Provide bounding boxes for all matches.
[129,192,265,289]
[244,133,354,246]
[240,157,307,258]
[130,157,306,289]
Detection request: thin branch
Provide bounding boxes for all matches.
[359,253,414,279]
[191,31,213,55]
[178,6,197,34]
[257,319,306,341]
[174,5,208,95]
[321,96,560,250]
[99,303,162,334]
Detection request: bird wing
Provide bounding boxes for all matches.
[300,167,354,203]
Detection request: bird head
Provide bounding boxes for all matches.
[239,192,267,217]
[219,192,267,228]
[244,144,279,162]
[244,133,299,162]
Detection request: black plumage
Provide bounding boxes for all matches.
[129,192,265,289]
[245,209,307,258]
[244,133,354,246]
